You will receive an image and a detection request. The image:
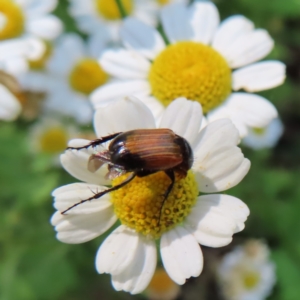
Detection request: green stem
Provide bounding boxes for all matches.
[115,0,127,19]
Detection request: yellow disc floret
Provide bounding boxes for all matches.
[28,41,53,70]
[243,271,261,290]
[95,0,133,20]
[69,58,109,95]
[157,0,170,5]
[149,41,232,113]
[0,0,24,40]
[111,170,198,239]
[40,127,68,153]
[252,127,266,135]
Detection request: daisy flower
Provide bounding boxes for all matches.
[91,1,285,137]
[0,0,62,75]
[19,33,110,124]
[243,117,283,150]
[217,239,276,300]
[51,96,250,294]
[68,0,158,42]
[29,116,77,163]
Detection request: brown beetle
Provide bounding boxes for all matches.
[62,129,193,221]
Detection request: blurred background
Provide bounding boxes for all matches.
[1,0,300,299]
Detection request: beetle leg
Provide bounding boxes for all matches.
[157,169,175,225]
[61,172,137,215]
[106,165,127,180]
[66,132,122,151]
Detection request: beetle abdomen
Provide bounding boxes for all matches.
[109,129,183,171]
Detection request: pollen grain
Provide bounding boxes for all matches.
[95,0,133,20]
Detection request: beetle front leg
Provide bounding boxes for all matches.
[61,172,137,215]
[66,132,121,151]
[88,152,111,173]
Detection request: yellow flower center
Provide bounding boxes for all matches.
[0,0,24,40]
[95,0,133,20]
[149,41,232,113]
[252,127,266,135]
[28,41,53,70]
[157,0,170,5]
[40,127,68,153]
[69,58,109,95]
[243,271,261,290]
[111,170,198,239]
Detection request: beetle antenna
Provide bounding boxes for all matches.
[66,132,121,151]
[61,172,137,215]
[157,170,175,226]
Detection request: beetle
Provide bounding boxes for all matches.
[62,128,193,223]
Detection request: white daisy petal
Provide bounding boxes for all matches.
[90,80,151,108]
[52,183,111,214]
[194,118,239,153]
[189,1,220,44]
[1,57,29,76]
[120,18,166,60]
[212,15,254,54]
[193,119,250,192]
[160,227,203,285]
[19,70,50,92]
[137,95,165,123]
[195,147,251,193]
[185,194,250,248]
[0,37,45,61]
[243,117,284,150]
[94,96,156,137]
[112,236,157,294]
[47,33,86,76]
[207,93,278,138]
[0,84,22,121]
[24,0,58,17]
[60,145,110,186]
[132,0,158,27]
[222,29,274,69]
[51,205,117,244]
[26,15,63,40]
[67,139,91,148]
[232,61,286,92]
[87,30,110,58]
[96,226,140,276]
[159,97,202,147]
[206,105,248,138]
[161,3,193,43]
[226,93,278,128]
[100,49,151,79]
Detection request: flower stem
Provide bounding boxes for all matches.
[115,0,127,19]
